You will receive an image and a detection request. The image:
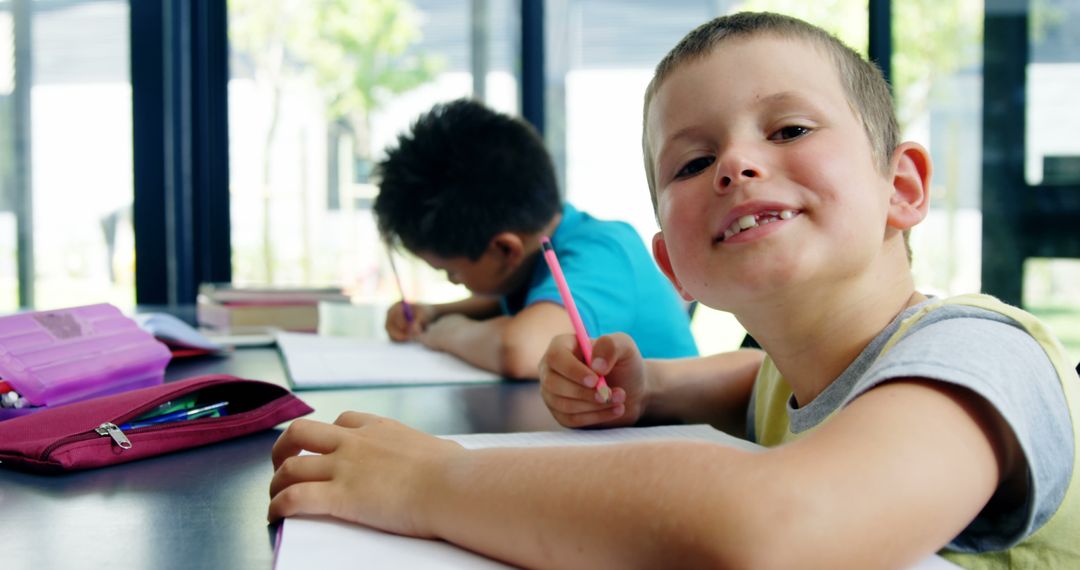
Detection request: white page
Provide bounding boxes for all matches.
[275,424,958,569]
[275,516,512,570]
[448,422,759,451]
[275,331,501,388]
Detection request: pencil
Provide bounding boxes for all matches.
[539,236,613,403]
[385,245,415,325]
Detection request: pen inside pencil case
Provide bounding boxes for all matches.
[120,400,230,430]
[118,381,290,430]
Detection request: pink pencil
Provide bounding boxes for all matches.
[539,236,612,403]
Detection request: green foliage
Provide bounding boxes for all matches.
[733,0,983,132]
[300,0,444,125]
[1031,0,1069,43]
[891,0,981,126]
[733,0,869,55]
[228,0,443,125]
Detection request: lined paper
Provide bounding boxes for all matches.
[448,422,759,451]
[275,331,501,388]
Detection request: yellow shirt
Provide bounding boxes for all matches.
[750,294,1080,567]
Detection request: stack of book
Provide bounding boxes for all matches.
[196,283,349,332]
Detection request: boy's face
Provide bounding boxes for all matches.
[646,36,900,310]
[416,249,512,296]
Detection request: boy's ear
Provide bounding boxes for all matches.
[652,232,695,302]
[489,232,525,267]
[887,141,932,231]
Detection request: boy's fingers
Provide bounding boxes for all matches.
[271,419,344,469]
[557,404,627,429]
[385,309,411,341]
[407,319,425,338]
[333,411,382,429]
[543,392,620,416]
[267,481,337,523]
[609,387,627,404]
[589,333,635,375]
[540,358,600,399]
[269,453,336,498]
[543,334,594,382]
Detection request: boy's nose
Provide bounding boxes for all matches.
[713,148,764,193]
[717,169,759,190]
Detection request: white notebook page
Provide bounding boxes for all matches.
[275,331,501,388]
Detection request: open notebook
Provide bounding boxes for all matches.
[273,425,958,569]
[275,331,501,388]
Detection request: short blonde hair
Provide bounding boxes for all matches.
[642,12,899,211]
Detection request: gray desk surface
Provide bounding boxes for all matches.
[0,347,562,570]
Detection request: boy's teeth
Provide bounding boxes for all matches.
[721,209,797,241]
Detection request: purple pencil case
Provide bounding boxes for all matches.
[0,374,313,473]
[0,304,172,420]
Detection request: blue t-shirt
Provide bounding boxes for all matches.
[502,204,698,359]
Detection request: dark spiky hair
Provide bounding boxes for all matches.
[373,99,561,260]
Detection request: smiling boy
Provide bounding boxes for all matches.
[269,13,1080,567]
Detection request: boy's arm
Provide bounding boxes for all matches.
[269,382,1015,568]
[642,349,763,434]
[439,380,1012,568]
[420,301,573,378]
[386,296,503,342]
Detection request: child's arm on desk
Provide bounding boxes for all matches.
[418,301,573,379]
[539,332,763,435]
[385,296,502,341]
[268,383,1014,568]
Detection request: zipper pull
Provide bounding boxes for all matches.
[95,422,132,450]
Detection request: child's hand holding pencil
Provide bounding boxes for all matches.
[384,243,433,341]
[538,331,648,429]
[385,302,435,341]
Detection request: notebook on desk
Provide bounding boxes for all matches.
[274,424,961,570]
[275,331,502,389]
[275,424,755,569]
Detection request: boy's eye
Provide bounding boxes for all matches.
[675,156,715,179]
[769,125,811,142]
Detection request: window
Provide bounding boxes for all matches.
[226,0,519,308]
[1025,258,1080,363]
[0,0,134,312]
[1020,0,1080,363]
[983,0,1080,362]
[893,0,984,298]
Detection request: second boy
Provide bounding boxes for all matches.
[373,99,698,378]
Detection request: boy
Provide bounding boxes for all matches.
[372,99,697,378]
[268,13,1080,567]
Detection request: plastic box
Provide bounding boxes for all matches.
[0,304,172,420]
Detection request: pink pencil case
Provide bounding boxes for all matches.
[0,303,172,420]
[0,374,312,473]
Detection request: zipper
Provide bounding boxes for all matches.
[35,379,230,459]
[94,422,132,449]
[37,392,293,460]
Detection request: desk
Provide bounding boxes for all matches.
[0,347,561,570]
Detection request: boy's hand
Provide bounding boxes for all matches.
[538,332,649,428]
[415,313,469,351]
[385,302,435,341]
[267,413,464,537]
